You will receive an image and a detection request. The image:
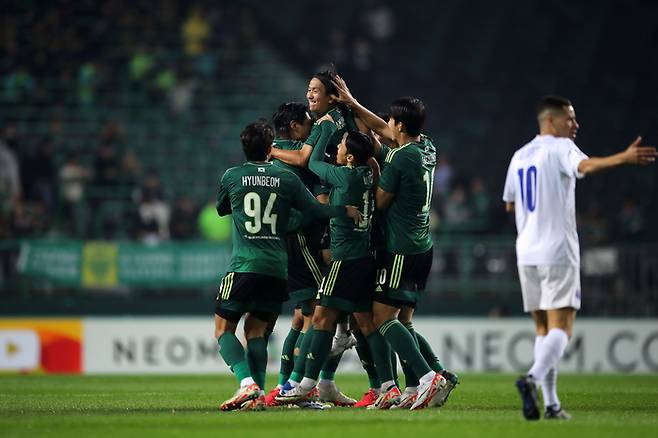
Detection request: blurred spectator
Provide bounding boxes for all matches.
[170,196,199,240]
[129,45,155,83]
[442,184,473,232]
[119,149,142,199]
[58,152,91,236]
[616,198,645,240]
[100,120,126,147]
[434,154,454,195]
[93,142,120,187]
[22,137,56,209]
[363,0,395,41]
[470,177,491,232]
[578,201,609,245]
[198,199,231,242]
[352,37,372,72]
[182,5,210,57]
[152,63,176,101]
[78,61,99,107]
[134,173,170,244]
[0,138,22,238]
[4,66,36,103]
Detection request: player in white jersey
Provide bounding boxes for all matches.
[503,96,656,421]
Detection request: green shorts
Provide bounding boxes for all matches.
[319,256,375,314]
[373,248,433,308]
[215,272,286,322]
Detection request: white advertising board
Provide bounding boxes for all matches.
[83,317,658,374]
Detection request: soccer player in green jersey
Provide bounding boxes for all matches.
[331,77,454,410]
[214,121,360,411]
[264,102,327,406]
[276,129,379,406]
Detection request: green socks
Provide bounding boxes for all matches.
[379,319,431,379]
[303,329,334,381]
[246,337,268,390]
[289,326,314,383]
[354,330,380,389]
[278,328,301,386]
[366,331,394,383]
[218,333,251,384]
[414,328,445,372]
[319,351,342,380]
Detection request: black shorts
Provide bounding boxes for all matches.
[373,247,433,308]
[319,256,376,313]
[215,272,287,322]
[286,231,323,305]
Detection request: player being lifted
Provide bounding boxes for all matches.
[332,76,457,410]
[276,130,379,405]
[214,121,360,411]
[504,96,656,420]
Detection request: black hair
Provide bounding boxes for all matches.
[345,131,374,166]
[272,102,309,137]
[240,120,274,161]
[389,97,426,137]
[313,69,339,98]
[376,111,390,122]
[537,95,572,116]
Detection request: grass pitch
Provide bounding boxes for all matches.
[1,374,657,437]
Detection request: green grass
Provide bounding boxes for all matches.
[1,374,657,437]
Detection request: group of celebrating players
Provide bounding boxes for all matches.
[211,68,657,418]
[213,70,457,412]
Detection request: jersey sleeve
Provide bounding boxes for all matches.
[216,170,232,216]
[502,156,517,202]
[378,149,403,194]
[305,123,322,148]
[308,120,344,186]
[556,139,589,179]
[289,173,344,219]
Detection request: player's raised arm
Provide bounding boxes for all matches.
[307,121,342,186]
[577,136,657,175]
[291,174,361,223]
[332,75,395,142]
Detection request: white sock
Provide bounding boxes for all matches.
[335,323,349,336]
[419,371,436,384]
[534,335,545,361]
[300,377,317,390]
[528,328,568,382]
[380,379,396,392]
[318,378,334,387]
[289,379,300,387]
[240,377,255,388]
[542,367,560,409]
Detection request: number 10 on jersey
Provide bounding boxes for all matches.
[517,166,537,212]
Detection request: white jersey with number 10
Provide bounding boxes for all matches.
[503,135,588,266]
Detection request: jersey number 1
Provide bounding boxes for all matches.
[244,192,278,234]
[517,166,537,212]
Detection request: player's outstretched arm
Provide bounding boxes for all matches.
[308,121,342,186]
[578,136,657,175]
[332,75,395,142]
[292,175,362,223]
[270,145,313,168]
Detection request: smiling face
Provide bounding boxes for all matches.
[307,77,335,115]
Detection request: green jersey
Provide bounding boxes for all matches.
[378,135,437,255]
[271,138,318,194]
[216,161,345,279]
[306,105,359,157]
[308,120,374,261]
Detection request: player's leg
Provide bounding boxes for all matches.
[373,250,445,410]
[352,311,381,407]
[396,306,420,401]
[278,308,303,385]
[214,272,261,411]
[244,311,274,392]
[515,265,543,419]
[278,305,341,404]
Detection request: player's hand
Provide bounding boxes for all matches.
[344,205,363,224]
[624,136,657,165]
[331,75,356,106]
